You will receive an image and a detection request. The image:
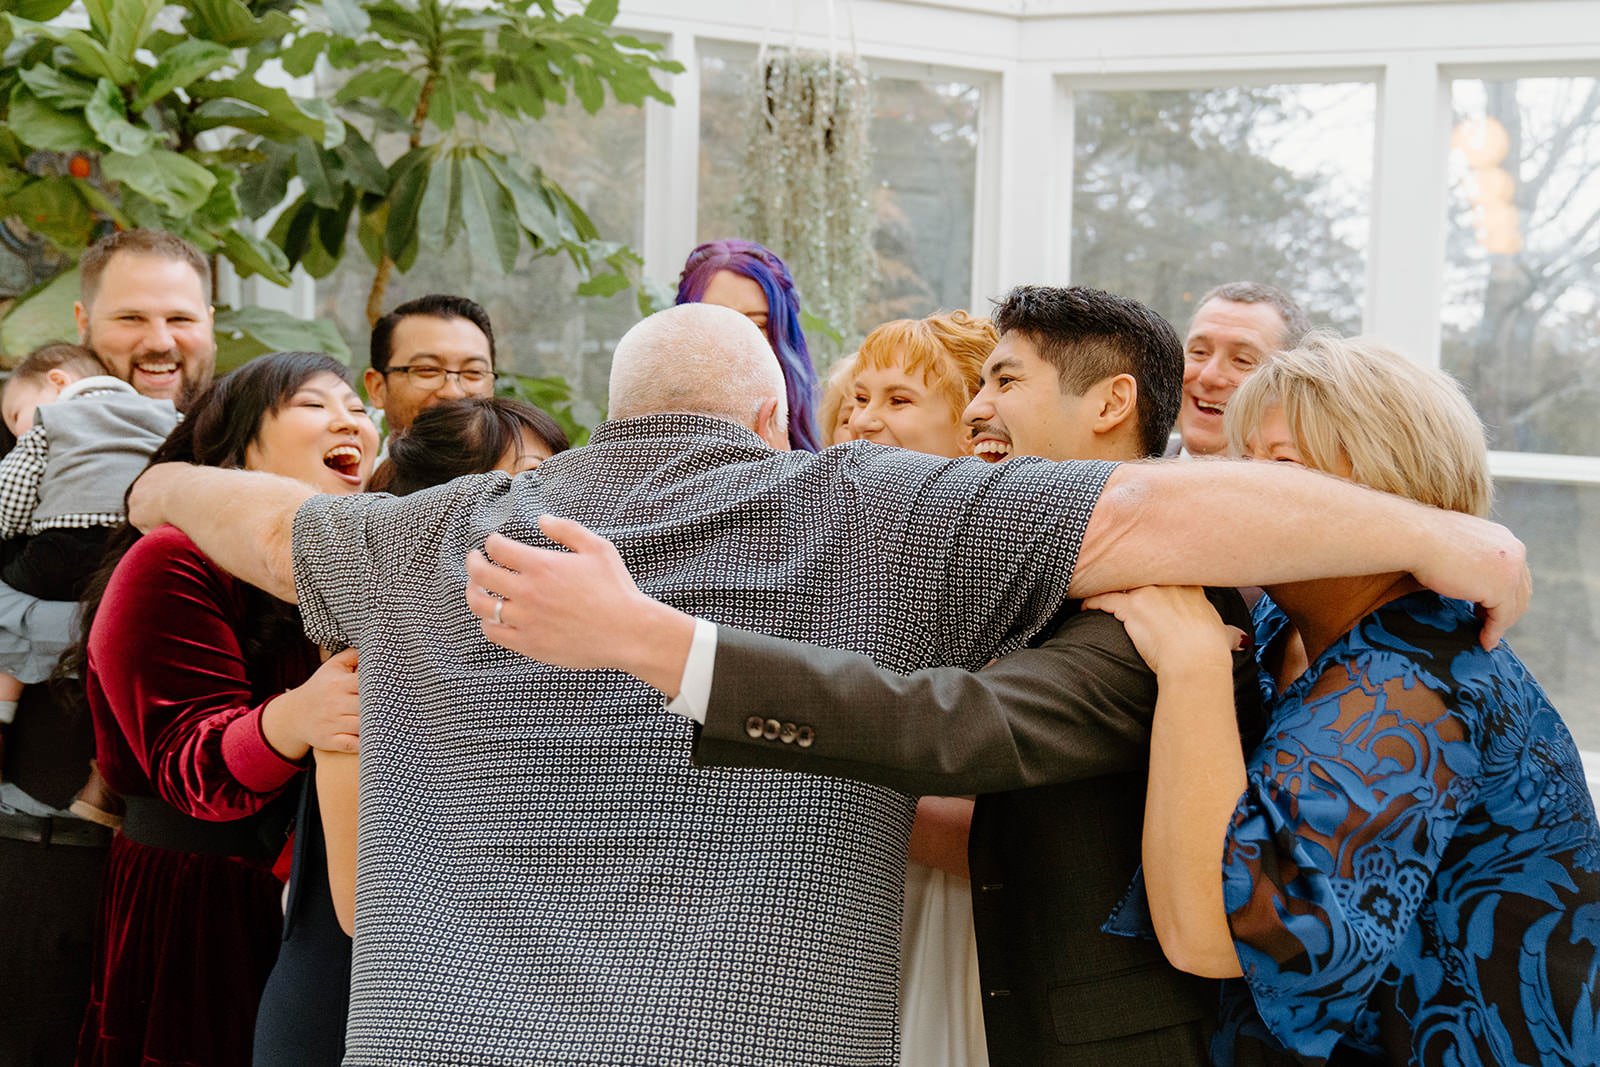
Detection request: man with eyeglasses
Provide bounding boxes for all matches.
[364,294,498,434]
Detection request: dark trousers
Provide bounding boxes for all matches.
[0,835,107,1066]
[254,778,351,1066]
[0,679,108,1065]
[0,526,112,601]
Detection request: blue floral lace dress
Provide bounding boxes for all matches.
[1216,591,1600,1066]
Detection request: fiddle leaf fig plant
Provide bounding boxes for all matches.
[1,0,339,277]
[268,0,681,324]
[2,0,679,371]
[0,0,346,356]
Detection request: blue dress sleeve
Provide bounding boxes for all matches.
[1222,651,1481,1061]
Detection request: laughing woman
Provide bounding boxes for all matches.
[73,353,377,1067]
[1090,334,1600,1066]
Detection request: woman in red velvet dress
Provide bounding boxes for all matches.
[72,352,377,1067]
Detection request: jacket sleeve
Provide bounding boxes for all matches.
[695,586,1264,796]
[693,606,1162,795]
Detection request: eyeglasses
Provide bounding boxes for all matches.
[383,366,497,390]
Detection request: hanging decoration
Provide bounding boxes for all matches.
[737,49,875,347]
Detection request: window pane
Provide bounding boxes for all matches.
[315,100,646,427]
[698,50,980,337]
[859,78,979,330]
[1493,480,1600,751]
[1442,77,1600,457]
[1070,84,1374,333]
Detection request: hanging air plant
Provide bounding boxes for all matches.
[737,50,875,348]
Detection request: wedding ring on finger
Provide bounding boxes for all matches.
[491,597,505,626]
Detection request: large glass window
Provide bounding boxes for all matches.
[1442,77,1600,458]
[698,49,981,338]
[1493,480,1600,750]
[1069,83,1375,333]
[1442,75,1600,749]
[315,99,646,427]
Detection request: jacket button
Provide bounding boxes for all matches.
[762,718,781,740]
[744,716,764,739]
[779,722,797,744]
[979,882,1004,892]
[987,989,1011,998]
[796,725,815,748]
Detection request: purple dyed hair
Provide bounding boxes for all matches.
[675,239,820,452]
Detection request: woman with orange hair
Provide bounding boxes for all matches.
[844,309,997,1066]
[844,310,993,460]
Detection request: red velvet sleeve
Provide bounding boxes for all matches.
[86,524,305,820]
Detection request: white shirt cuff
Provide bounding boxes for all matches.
[664,618,718,725]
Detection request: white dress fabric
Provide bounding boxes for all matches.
[900,862,990,1067]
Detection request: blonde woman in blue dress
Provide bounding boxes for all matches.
[1090,334,1600,1065]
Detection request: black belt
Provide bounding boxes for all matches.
[0,808,112,848]
[120,795,289,862]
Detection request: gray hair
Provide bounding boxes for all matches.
[608,304,788,430]
[1192,282,1311,348]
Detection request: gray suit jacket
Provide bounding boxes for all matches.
[695,589,1265,1066]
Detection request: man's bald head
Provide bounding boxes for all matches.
[609,304,789,446]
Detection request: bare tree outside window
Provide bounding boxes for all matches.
[1070,84,1374,333]
[1443,76,1600,748]
[1442,78,1600,457]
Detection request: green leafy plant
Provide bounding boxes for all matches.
[1,0,679,379]
[0,0,349,355]
[267,0,681,324]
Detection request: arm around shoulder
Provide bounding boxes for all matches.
[128,463,311,602]
[1069,461,1528,646]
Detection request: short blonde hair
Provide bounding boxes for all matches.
[855,310,996,416]
[818,354,857,442]
[1225,332,1492,517]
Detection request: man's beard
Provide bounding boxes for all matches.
[84,331,214,410]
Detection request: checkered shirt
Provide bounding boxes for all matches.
[292,413,1116,1066]
[0,424,121,537]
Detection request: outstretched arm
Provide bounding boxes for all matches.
[127,463,314,602]
[465,517,1227,796]
[1072,460,1527,648]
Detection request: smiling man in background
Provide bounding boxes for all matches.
[74,229,216,408]
[363,294,498,434]
[1174,281,1309,457]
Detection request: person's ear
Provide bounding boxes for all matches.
[363,367,388,411]
[73,300,90,342]
[755,397,791,451]
[1094,374,1139,435]
[45,368,74,391]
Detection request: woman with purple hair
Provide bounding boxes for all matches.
[675,240,821,452]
